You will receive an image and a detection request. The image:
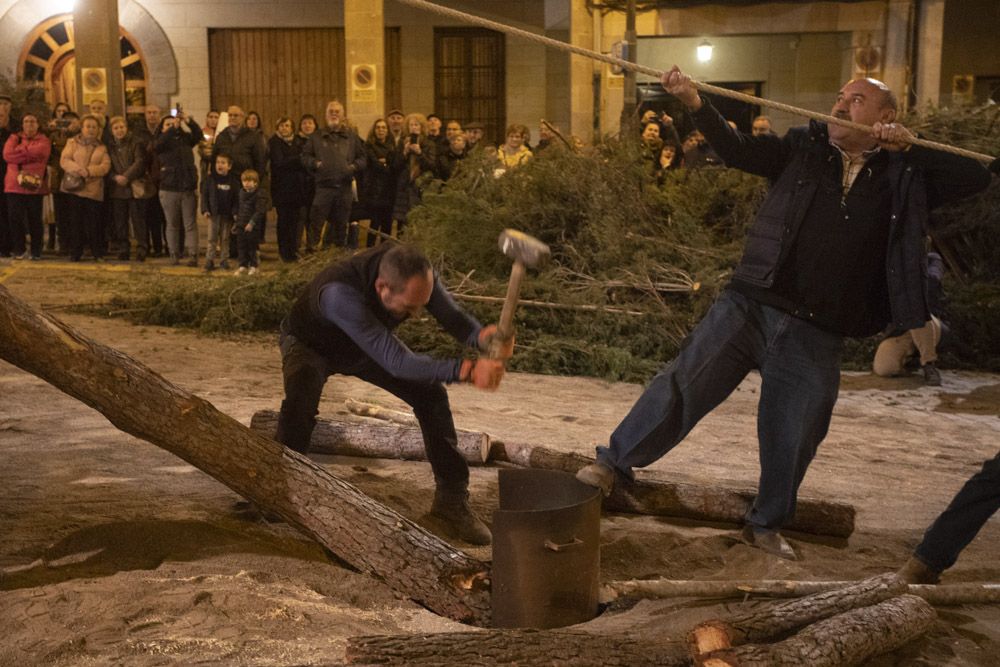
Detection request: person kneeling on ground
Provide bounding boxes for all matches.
[275,243,510,545]
[872,252,945,386]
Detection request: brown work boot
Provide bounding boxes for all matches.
[575,462,615,497]
[430,491,492,546]
[741,525,797,561]
[897,555,941,584]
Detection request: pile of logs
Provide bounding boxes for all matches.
[342,574,937,666]
[250,407,856,539]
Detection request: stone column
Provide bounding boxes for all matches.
[882,0,914,110]
[915,0,946,107]
[345,0,385,136]
[569,0,596,143]
[73,0,125,117]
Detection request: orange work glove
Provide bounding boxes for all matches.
[477,324,515,361]
[459,358,505,391]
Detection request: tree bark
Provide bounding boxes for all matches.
[344,630,689,666]
[0,284,492,625]
[490,441,855,538]
[250,409,490,464]
[345,398,419,426]
[701,594,936,667]
[688,574,906,661]
[603,577,1000,607]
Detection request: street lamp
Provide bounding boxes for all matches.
[696,39,713,63]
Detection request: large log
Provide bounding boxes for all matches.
[344,630,689,666]
[0,284,491,625]
[688,574,906,661]
[701,594,936,667]
[250,409,490,464]
[603,577,1000,607]
[490,440,855,538]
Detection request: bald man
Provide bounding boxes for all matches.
[576,68,992,560]
[212,105,267,180]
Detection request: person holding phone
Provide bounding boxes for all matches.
[391,113,435,236]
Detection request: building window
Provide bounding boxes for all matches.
[434,28,505,145]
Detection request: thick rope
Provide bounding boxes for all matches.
[394,0,996,164]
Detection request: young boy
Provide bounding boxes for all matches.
[234,169,267,275]
[200,153,239,271]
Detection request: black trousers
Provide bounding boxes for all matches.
[6,193,44,257]
[275,204,305,262]
[308,186,353,249]
[110,198,148,258]
[67,194,105,260]
[143,195,165,254]
[274,329,469,494]
[366,205,393,247]
[53,192,72,253]
[235,224,259,268]
[0,191,11,256]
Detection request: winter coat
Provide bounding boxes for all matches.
[358,139,400,214]
[268,134,309,207]
[302,124,366,188]
[690,97,993,333]
[213,126,267,178]
[106,133,149,200]
[201,171,240,217]
[3,132,52,195]
[392,137,436,222]
[236,187,268,230]
[152,119,202,192]
[60,136,111,201]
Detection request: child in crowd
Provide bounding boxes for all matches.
[233,169,266,275]
[200,153,239,271]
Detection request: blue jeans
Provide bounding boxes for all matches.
[597,289,843,530]
[915,451,1000,572]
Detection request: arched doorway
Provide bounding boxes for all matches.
[18,14,149,119]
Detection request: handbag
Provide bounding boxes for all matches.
[17,172,42,191]
[61,171,84,192]
[130,177,151,199]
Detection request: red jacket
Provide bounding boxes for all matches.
[3,132,52,195]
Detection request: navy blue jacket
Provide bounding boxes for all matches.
[690,99,991,333]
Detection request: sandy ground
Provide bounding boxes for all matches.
[1,256,998,666]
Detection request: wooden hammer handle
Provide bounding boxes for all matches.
[489,261,525,358]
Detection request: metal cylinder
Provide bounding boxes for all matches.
[491,468,602,628]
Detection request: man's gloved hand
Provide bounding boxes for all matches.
[460,358,505,391]
[477,324,514,361]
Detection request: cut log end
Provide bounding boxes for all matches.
[689,621,733,664]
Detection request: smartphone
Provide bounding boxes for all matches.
[170,108,177,117]
[409,133,418,144]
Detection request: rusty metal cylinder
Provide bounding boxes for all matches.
[491,468,602,628]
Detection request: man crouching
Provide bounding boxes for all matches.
[276,243,509,545]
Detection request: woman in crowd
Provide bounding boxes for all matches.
[359,118,399,247]
[60,114,110,261]
[268,116,309,262]
[47,102,71,131]
[246,111,264,137]
[152,111,202,266]
[497,123,532,170]
[392,113,436,235]
[296,113,318,251]
[47,111,79,254]
[3,113,51,260]
[106,116,149,261]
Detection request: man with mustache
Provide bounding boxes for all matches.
[576,66,992,560]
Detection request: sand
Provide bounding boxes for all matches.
[1,261,998,665]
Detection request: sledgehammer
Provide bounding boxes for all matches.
[490,229,550,360]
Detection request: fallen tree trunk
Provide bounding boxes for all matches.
[603,577,1000,607]
[700,594,936,667]
[490,440,855,538]
[0,284,491,625]
[688,574,906,661]
[345,630,689,666]
[250,409,490,464]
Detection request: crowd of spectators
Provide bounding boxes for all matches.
[0,92,766,272]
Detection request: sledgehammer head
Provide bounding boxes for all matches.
[498,229,550,268]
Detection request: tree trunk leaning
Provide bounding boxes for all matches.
[688,574,907,661]
[603,577,1000,607]
[700,594,936,667]
[0,285,492,626]
[250,409,490,464]
[344,630,689,666]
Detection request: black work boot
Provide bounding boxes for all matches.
[922,362,942,387]
[430,490,491,546]
[897,555,941,584]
